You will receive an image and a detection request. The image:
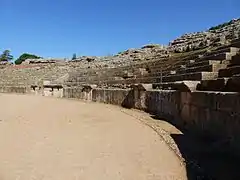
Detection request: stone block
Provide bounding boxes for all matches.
[186,60,221,68]
[225,76,240,92]
[43,87,53,97]
[189,91,217,109]
[231,39,240,48]
[200,52,234,61]
[228,54,240,66]
[131,83,152,91]
[215,92,240,112]
[153,81,200,92]
[177,64,227,74]
[159,72,218,82]
[197,78,228,91]
[43,81,51,86]
[219,66,240,77]
[53,88,63,98]
[189,60,195,64]
[206,47,239,57]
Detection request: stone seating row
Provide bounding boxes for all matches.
[90,47,239,91]
[63,40,240,92]
[148,47,238,76]
[0,65,70,86]
[197,53,240,91]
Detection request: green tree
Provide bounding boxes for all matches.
[15,53,41,65]
[0,50,13,62]
[72,53,77,60]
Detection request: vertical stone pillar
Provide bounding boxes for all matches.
[82,84,97,101]
[131,84,152,110]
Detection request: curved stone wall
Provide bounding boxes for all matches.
[1,85,240,154]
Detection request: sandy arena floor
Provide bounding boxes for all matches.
[0,94,187,180]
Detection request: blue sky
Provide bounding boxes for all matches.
[1,0,239,59]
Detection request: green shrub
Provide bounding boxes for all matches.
[15,53,41,65]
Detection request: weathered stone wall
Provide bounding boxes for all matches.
[62,86,240,149]
[2,85,240,152]
[43,87,63,98]
[63,87,132,105]
[145,90,181,122]
[63,87,94,101]
[0,85,64,98]
[180,91,240,140]
[144,90,240,142]
[92,88,132,106]
[0,86,27,94]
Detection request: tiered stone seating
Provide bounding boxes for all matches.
[138,45,240,90]
[176,64,227,74]
[59,39,240,92]
[158,72,218,82]
[198,52,240,91]
[1,38,239,94]
[0,64,71,86]
[65,46,235,89]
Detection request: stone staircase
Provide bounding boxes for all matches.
[153,46,240,91]
[198,53,240,91]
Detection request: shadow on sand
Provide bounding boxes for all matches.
[151,114,240,180]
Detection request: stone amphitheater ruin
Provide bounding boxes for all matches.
[1,18,240,179]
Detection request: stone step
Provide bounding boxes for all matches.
[198,75,240,92]
[147,70,176,77]
[157,72,218,83]
[205,47,239,57]
[152,63,224,77]
[148,65,168,73]
[148,60,189,72]
[230,47,240,53]
[219,66,240,77]
[231,39,240,48]
[186,60,221,68]
[164,60,191,70]
[197,78,229,91]
[225,76,240,92]
[199,52,236,61]
[153,81,200,92]
[228,54,240,66]
[177,64,227,74]
[100,77,158,85]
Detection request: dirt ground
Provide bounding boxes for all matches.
[0,94,187,180]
